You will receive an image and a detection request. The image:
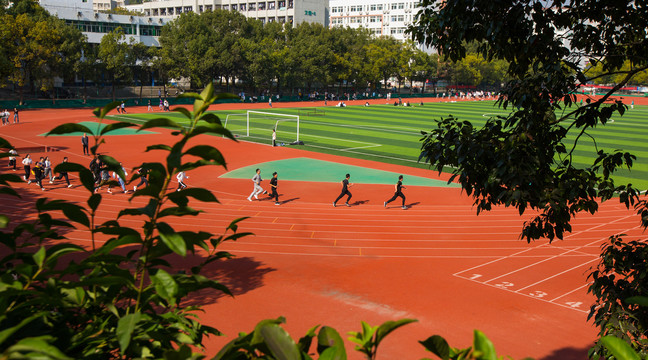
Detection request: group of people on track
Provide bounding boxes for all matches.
[15,153,72,191]
[10,130,409,208]
[246,169,408,209]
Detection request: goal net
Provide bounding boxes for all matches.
[223,111,300,145]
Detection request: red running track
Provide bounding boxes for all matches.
[1,100,644,359]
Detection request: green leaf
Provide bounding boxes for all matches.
[100,121,136,135]
[183,145,226,166]
[94,101,121,119]
[375,318,417,345]
[472,330,496,360]
[87,193,101,212]
[139,118,183,131]
[251,317,287,345]
[158,225,187,256]
[259,323,301,360]
[599,336,641,360]
[33,246,46,269]
[419,335,451,360]
[117,312,142,354]
[45,123,94,136]
[625,296,648,307]
[319,346,347,360]
[0,214,8,228]
[317,326,346,356]
[7,336,73,360]
[0,313,47,346]
[166,188,219,207]
[297,324,320,353]
[153,269,178,305]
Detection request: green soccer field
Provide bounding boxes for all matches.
[111,101,648,190]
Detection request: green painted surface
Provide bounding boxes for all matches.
[220,157,458,187]
[41,121,156,136]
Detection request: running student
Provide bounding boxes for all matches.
[133,165,149,191]
[269,172,280,205]
[384,175,407,210]
[333,173,353,207]
[22,154,32,181]
[247,168,267,201]
[176,171,188,191]
[53,157,73,188]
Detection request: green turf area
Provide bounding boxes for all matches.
[41,121,157,136]
[220,157,459,187]
[109,102,648,189]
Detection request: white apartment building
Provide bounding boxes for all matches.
[125,0,329,27]
[40,0,169,46]
[93,0,125,12]
[329,0,418,41]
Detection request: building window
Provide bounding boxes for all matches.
[350,5,360,12]
[268,2,275,10]
[206,5,212,11]
[249,3,256,11]
[268,17,275,22]
[176,7,182,14]
[278,16,285,23]
[223,5,229,10]
[370,4,382,11]
[232,4,237,10]
[184,6,192,13]
[240,4,246,11]
[258,2,265,10]
[288,15,293,22]
[288,0,293,9]
[391,15,404,22]
[278,1,285,9]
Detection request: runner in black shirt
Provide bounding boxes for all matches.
[384,175,407,209]
[270,172,280,205]
[333,173,353,207]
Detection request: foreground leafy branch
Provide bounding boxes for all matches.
[0,84,251,358]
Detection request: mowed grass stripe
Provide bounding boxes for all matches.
[111,102,648,189]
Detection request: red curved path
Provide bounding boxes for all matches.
[2,97,646,359]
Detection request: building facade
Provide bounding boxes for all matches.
[40,0,169,46]
[329,0,418,41]
[125,0,328,27]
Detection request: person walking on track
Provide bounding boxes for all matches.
[384,175,407,210]
[22,154,32,181]
[247,168,267,201]
[269,172,280,205]
[53,157,73,188]
[333,173,353,207]
[176,171,188,191]
[133,164,149,191]
[8,148,17,171]
[272,128,277,147]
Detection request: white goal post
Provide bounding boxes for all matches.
[223,111,301,144]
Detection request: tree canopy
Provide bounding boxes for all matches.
[409,0,648,356]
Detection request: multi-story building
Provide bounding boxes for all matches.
[93,0,125,12]
[40,0,169,46]
[125,0,329,27]
[329,0,418,41]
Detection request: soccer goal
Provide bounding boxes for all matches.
[223,113,249,138]
[247,110,300,145]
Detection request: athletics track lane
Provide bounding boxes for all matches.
[4,102,643,359]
